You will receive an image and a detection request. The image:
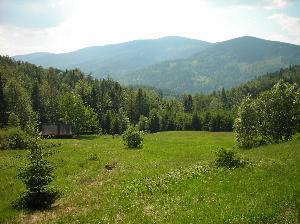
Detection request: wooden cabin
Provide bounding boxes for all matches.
[41,124,73,137]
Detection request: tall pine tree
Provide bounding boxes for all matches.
[0,75,7,127]
[183,94,193,113]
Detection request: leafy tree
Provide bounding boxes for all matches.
[59,92,99,134]
[235,81,298,149]
[234,96,259,148]
[254,80,296,143]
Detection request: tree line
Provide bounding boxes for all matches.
[1,55,300,135]
[0,56,234,134]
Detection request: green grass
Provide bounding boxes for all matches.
[0,131,299,223]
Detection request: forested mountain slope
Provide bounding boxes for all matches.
[225,65,300,107]
[14,36,211,76]
[2,55,300,135]
[125,36,300,93]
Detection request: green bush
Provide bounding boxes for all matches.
[122,125,144,148]
[0,128,29,150]
[215,148,245,168]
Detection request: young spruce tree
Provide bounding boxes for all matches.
[16,119,58,210]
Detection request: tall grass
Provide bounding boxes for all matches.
[0,131,299,223]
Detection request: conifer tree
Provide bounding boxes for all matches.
[0,75,7,127]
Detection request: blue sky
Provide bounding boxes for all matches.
[0,0,299,55]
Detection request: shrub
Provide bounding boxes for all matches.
[122,125,144,148]
[0,128,29,150]
[16,138,58,210]
[215,148,245,168]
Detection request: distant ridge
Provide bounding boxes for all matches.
[123,36,300,93]
[13,36,300,93]
[14,36,211,75]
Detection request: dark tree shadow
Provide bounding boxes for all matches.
[12,190,60,211]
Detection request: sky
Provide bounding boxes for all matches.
[0,0,300,56]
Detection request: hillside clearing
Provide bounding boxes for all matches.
[0,131,299,223]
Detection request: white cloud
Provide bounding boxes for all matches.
[0,25,51,55]
[268,13,300,44]
[263,0,294,10]
[1,0,241,55]
[0,0,71,28]
[0,0,299,55]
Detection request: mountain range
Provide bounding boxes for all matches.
[14,36,300,93]
[14,36,210,75]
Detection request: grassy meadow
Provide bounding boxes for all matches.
[0,131,299,223]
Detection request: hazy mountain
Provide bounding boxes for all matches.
[14,36,211,75]
[14,52,52,61]
[124,36,300,93]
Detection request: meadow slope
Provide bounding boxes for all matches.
[0,131,299,223]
